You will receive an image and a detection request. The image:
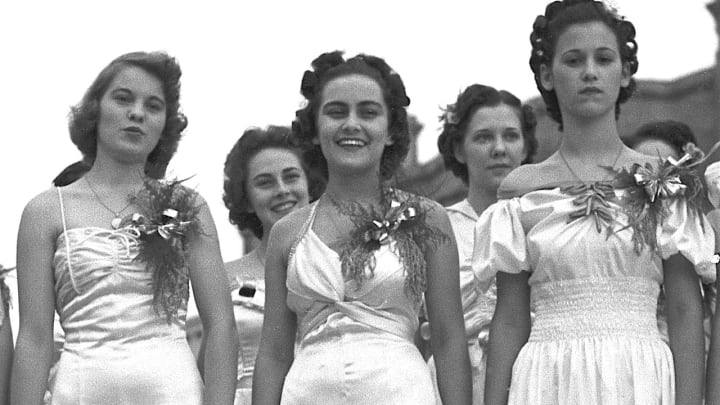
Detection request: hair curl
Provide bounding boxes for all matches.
[68,51,187,179]
[529,0,639,128]
[292,51,411,181]
[626,120,698,158]
[437,84,538,185]
[223,126,325,239]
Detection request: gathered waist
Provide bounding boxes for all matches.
[529,277,661,342]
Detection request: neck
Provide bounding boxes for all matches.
[85,155,147,189]
[466,186,498,215]
[559,110,624,159]
[324,173,384,204]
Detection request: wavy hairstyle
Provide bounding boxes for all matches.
[68,51,187,179]
[223,126,325,239]
[437,84,538,185]
[292,51,411,181]
[626,120,698,158]
[529,0,639,129]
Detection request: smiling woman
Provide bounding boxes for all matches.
[253,51,471,405]
[11,51,238,405]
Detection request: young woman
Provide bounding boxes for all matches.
[213,125,322,404]
[433,84,537,404]
[12,51,237,404]
[475,2,715,404]
[253,51,471,405]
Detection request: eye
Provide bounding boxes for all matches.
[146,99,165,113]
[323,105,347,118]
[253,178,275,189]
[283,172,302,183]
[359,106,380,118]
[112,91,133,104]
[503,130,521,142]
[472,132,494,144]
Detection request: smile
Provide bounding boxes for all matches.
[271,201,297,213]
[337,138,367,147]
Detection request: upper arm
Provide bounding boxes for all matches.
[494,271,531,327]
[186,195,233,328]
[16,192,57,341]
[663,254,702,311]
[258,215,299,360]
[422,202,464,342]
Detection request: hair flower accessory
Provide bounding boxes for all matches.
[440,104,459,125]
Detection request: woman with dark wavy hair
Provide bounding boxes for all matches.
[473,1,714,404]
[12,51,237,404]
[253,51,471,405]
[432,84,537,404]
[206,125,322,404]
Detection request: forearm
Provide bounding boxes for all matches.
[667,296,704,404]
[708,304,720,404]
[10,336,52,405]
[252,350,293,405]
[484,321,529,405]
[201,322,238,405]
[0,321,12,405]
[433,332,472,405]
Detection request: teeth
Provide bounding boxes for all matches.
[338,139,366,147]
[273,202,295,211]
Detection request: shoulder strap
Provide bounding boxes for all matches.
[56,187,73,273]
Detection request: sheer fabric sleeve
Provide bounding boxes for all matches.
[658,198,716,284]
[471,198,530,292]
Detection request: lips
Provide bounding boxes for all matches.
[123,126,146,136]
[487,164,511,170]
[337,138,367,147]
[271,201,297,213]
[579,87,603,95]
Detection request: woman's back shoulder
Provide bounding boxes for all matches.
[498,155,565,197]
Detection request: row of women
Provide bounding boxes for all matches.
[1,0,720,404]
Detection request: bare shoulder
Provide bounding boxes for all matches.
[617,148,659,168]
[268,203,315,251]
[499,157,560,194]
[19,187,64,243]
[394,190,453,234]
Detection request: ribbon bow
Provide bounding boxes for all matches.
[362,200,418,246]
[633,166,686,203]
[129,209,193,248]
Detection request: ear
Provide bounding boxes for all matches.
[539,64,554,91]
[620,62,631,88]
[453,140,466,164]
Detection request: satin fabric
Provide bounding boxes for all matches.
[473,186,715,405]
[281,202,435,405]
[49,188,203,404]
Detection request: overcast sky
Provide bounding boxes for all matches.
[0,0,717,269]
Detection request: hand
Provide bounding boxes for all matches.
[705,161,720,208]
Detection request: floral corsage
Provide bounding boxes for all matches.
[331,188,449,302]
[612,141,719,253]
[121,178,201,322]
[0,265,14,323]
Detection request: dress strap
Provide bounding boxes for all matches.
[56,187,73,274]
[288,201,320,262]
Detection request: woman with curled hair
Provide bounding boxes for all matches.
[254,51,471,405]
[431,84,537,404]
[12,51,237,404]
[203,125,322,404]
[473,1,714,404]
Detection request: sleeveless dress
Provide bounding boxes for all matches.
[428,199,491,405]
[49,187,203,405]
[472,183,716,405]
[280,202,435,404]
[228,270,264,405]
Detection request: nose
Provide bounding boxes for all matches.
[274,180,291,196]
[491,135,507,157]
[341,112,361,133]
[582,60,598,82]
[127,102,145,122]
